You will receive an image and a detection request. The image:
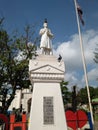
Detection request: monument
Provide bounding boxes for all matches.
[28,20,68,130]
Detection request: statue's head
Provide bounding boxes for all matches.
[43,19,48,28]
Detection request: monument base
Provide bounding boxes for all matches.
[29,55,68,130]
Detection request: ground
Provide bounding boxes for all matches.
[95,121,98,130]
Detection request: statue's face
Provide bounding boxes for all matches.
[43,22,48,28]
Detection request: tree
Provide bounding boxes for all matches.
[60,81,72,107]
[77,86,97,105]
[0,18,39,114]
[93,87,98,98]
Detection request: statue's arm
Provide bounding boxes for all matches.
[39,29,46,35]
[47,29,53,38]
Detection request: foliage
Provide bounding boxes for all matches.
[77,86,98,105]
[60,81,72,107]
[93,87,98,98]
[0,18,39,114]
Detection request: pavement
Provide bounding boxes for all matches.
[95,121,98,130]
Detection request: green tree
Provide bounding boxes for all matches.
[60,81,71,107]
[77,86,97,105]
[93,87,98,98]
[0,18,39,114]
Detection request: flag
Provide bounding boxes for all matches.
[77,2,84,25]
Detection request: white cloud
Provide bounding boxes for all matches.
[88,67,98,81]
[14,51,26,62]
[54,29,98,88]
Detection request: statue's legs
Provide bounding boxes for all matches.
[46,49,50,55]
[41,48,53,55]
[50,50,53,55]
[45,49,53,55]
[41,48,45,54]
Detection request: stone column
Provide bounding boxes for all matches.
[28,54,68,130]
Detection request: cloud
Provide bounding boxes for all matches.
[87,67,98,81]
[54,29,98,88]
[14,51,26,62]
[82,67,98,87]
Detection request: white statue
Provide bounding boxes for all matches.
[39,19,53,55]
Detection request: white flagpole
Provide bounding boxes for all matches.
[74,0,94,126]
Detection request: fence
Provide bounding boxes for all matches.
[0,114,27,130]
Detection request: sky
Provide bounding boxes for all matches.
[0,0,98,89]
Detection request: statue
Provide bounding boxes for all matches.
[39,19,53,55]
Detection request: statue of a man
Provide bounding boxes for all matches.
[39,19,53,55]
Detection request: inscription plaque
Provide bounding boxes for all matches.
[43,97,54,125]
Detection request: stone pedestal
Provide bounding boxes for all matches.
[28,55,68,130]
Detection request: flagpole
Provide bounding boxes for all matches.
[74,0,94,126]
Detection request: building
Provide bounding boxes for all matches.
[8,86,32,113]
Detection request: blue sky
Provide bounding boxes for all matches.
[0,0,98,88]
[1,0,98,42]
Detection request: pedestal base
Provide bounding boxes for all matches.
[28,83,68,130]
